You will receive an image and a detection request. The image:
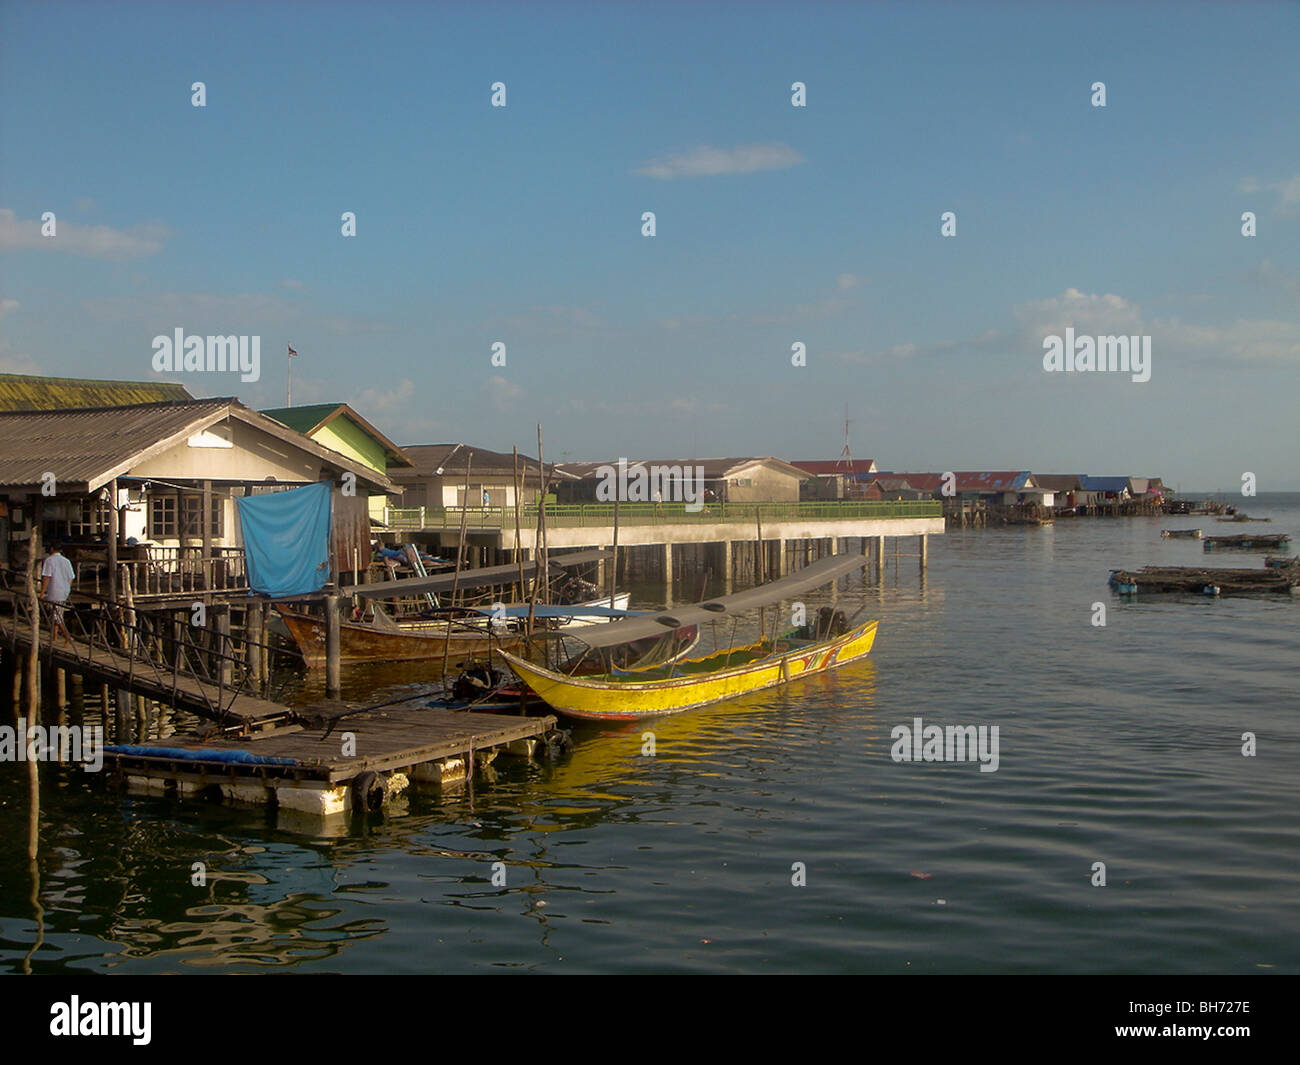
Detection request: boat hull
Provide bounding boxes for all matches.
[500,620,879,720]
[277,608,526,668]
[276,593,631,668]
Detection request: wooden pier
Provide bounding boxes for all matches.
[1,588,560,817]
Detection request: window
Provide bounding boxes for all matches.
[148,496,176,538]
[69,499,110,538]
[148,494,223,539]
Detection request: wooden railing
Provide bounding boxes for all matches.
[76,546,248,598]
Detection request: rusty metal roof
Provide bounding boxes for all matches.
[0,372,193,411]
[0,398,397,494]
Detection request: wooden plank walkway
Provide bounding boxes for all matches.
[0,617,288,726]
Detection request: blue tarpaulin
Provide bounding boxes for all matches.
[236,481,332,597]
[105,745,300,766]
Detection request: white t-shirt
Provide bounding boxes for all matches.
[42,552,75,602]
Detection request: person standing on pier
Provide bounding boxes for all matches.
[40,541,76,643]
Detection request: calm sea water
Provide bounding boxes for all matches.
[2,494,1297,974]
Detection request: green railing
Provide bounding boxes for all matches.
[383,500,942,530]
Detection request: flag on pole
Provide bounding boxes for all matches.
[288,344,298,357]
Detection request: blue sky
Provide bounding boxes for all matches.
[1,1,1297,489]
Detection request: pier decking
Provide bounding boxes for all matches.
[103,706,557,815]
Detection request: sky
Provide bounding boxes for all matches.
[1,0,1297,490]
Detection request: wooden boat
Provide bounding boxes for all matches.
[501,620,878,720]
[278,596,632,668]
[1161,528,1202,539]
[497,554,878,720]
[276,548,624,668]
[1264,555,1299,569]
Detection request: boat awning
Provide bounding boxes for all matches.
[463,604,646,619]
[352,548,610,600]
[561,553,868,650]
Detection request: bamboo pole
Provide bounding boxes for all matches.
[513,446,525,603]
[527,427,547,639]
[23,514,41,885]
[441,451,473,677]
[610,496,620,608]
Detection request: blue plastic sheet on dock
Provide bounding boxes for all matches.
[235,480,332,598]
[105,745,300,766]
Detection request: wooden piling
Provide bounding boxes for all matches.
[325,594,342,698]
[216,606,233,690]
[247,600,265,694]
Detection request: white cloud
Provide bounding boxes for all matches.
[839,288,1300,368]
[0,208,167,260]
[634,143,806,179]
[0,298,19,320]
[483,374,522,412]
[1013,287,1146,336]
[357,378,415,412]
[1238,174,1300,215]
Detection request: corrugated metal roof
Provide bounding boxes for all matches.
[1033,474,1085,492]
[791,459,878,476]
[1079,475,1132,493]
[397,443,550,478]
[0,399,231,490]
[0,372,193,411]
[557,457,810,481]
[882,472,1032,493]
[0,399,397,493]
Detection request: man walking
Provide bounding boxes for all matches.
[40,541,76,642]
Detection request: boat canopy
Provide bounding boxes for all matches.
[352,548,611,600]
[462,604,646,619]
[558,554,868,651]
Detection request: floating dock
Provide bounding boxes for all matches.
[103,705,558,816]
[1110,565,1300,596]
[1203,533,1291,551]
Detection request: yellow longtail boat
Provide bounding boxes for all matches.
[497,554,879,720]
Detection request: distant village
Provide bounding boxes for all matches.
[0,372,1173,595]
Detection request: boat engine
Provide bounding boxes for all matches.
[453,665,504,701]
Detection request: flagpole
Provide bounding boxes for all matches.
[287,344,294,406]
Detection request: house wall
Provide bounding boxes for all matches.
[305,418,392,522]
[131,420,326,484]
[723,464,803,502]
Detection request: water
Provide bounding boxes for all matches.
[2,495,1297,973]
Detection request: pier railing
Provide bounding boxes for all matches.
[0,580,289,728]
[383,499,942,531]
[75,547,248,599]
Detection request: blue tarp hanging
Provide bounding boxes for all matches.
[236,481,332,598]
